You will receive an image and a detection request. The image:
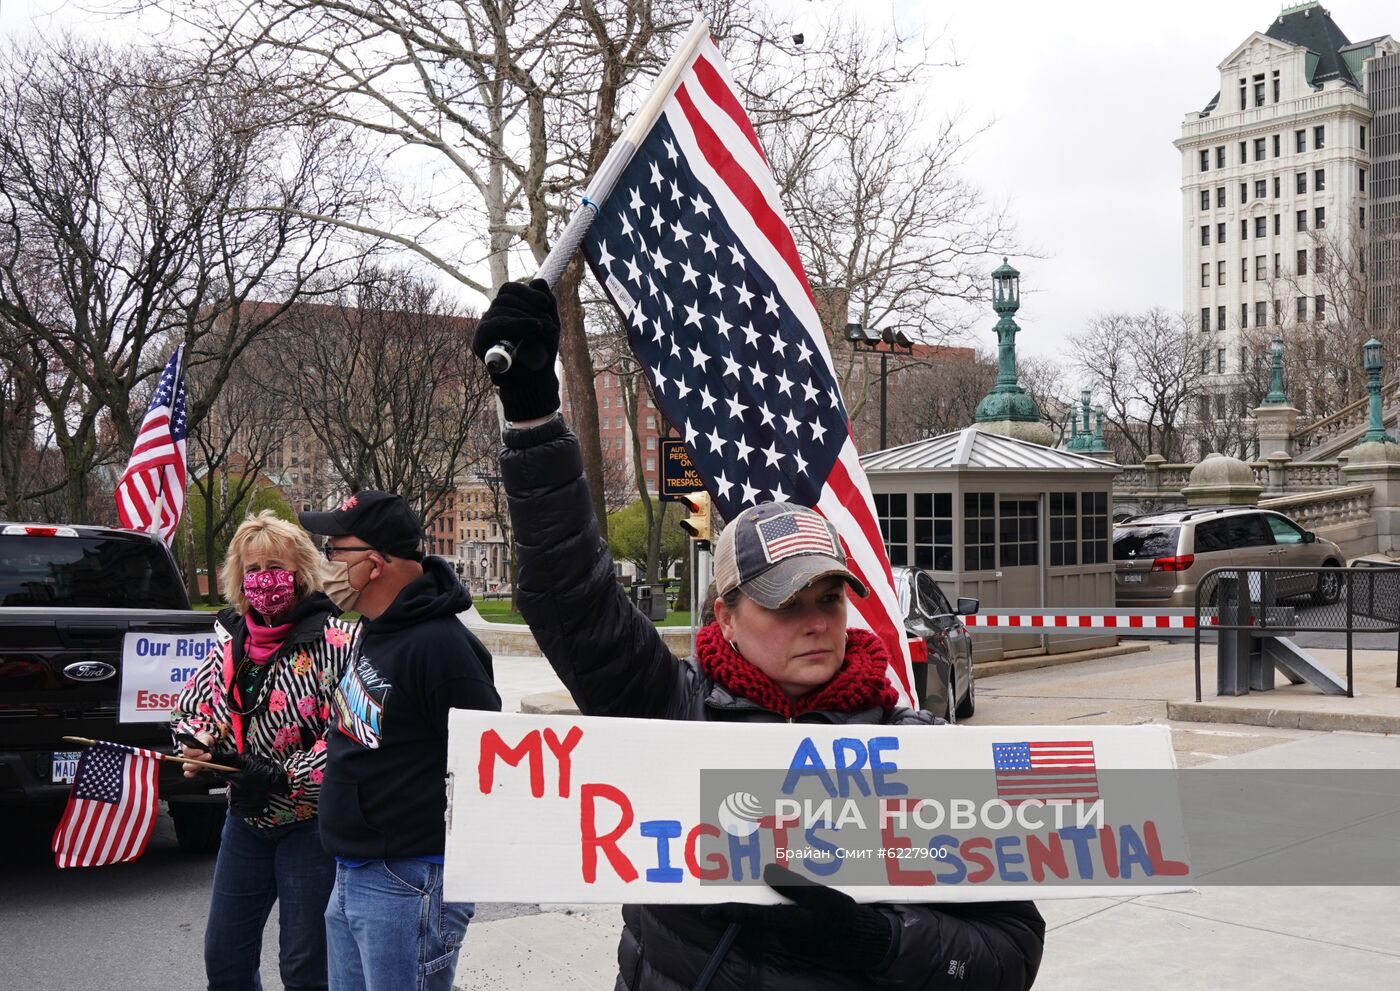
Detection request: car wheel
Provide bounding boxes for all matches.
[1312,563,1342,605]
[955,673,976,720]
[170,801,225,854]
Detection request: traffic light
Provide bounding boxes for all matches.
[678,491,712,542]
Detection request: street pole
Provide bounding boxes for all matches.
[879,351,888,451]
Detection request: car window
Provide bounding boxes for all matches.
[1266,515,1305,545]
[1194,519,1231,554]
[1223,513,1273,549]
[0,534,187,608]
[914,571,952,617]
[1112,526,1180,560]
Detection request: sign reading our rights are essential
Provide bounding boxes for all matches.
[119,631,219,723]
[443,712,1191,905]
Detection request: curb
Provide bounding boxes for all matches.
[1166,700,1400,734]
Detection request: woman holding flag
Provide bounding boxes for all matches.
[171,512,357,991]
[472,282,1044,990]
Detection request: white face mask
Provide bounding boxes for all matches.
[322,558,364,612]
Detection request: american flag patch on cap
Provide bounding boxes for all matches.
[755,512,839,564]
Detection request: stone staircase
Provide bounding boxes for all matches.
[1293,383,1400,462]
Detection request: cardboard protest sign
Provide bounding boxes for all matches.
[119,631,219,722]
[444,711,1190,904]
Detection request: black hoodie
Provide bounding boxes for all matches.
[320,556,500,858]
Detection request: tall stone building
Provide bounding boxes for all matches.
[1370,48,1400,330]
[1177,3,1397,410]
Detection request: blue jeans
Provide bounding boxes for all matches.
[205,813,336,991]
[324,859,474,991]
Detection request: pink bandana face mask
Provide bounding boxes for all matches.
[242,569,297,621]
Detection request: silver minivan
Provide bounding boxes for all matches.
[1113,507,1344,608]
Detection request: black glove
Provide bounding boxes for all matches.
[471,278,561,422]
[212,750,291,819]
[701,863,895,972]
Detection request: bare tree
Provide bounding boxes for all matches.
[0,37,365,521]
[273,266,495,529]
[1070,309,1198,462]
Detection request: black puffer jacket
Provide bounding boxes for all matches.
[503,416,1044,991]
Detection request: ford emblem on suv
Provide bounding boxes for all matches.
[62,661,116,682]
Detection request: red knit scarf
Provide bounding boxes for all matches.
[694,622,900,718]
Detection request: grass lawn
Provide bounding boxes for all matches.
[474,598,691,627]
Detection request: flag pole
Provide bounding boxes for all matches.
[485,15,711,386]
[62,735,238,774]
[151,344,183,541]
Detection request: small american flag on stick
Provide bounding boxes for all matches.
[51,741,162,868]
[992,740,1100,805]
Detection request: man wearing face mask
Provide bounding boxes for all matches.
[298,491,500,991]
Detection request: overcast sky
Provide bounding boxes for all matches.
[3,0,1395,367]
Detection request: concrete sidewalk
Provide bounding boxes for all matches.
[454,642,1400,990]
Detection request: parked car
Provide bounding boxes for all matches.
[0,522,225,851]
[1112,507,1344,608]
[891,566,978,721]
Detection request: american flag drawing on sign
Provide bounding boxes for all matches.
[580,36,914,702]
[115,347,188,545]
[992,740,1101,805]
[757,513,839,563]
[51,742,162,868]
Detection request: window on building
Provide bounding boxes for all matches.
[999,500,1039,568]
[1314,206,1325,229]
[602,394,611,408]
[1297,296,1308,321]
[1315,242,1325,271]
[601,437,610,451]
[1253,136,1266,159]
[1238,81,1247,111]
[1274,298,1283,324]
[1296,210,1307,232]
[1255,255,1266,280]
[1360,125,1367,150]
[913,492,953,571]
[1217,305,1226,331]
[645,435,655,450]
[1361,206,1367,229]
[1216,146,1226,168]
[1201,307,1211,333]
[1200,348,1209,373]
[1237,141,1246,164]
[1315,296,1325,322]
[1272,71,1280,104]
[963,493,995,571]
[1273,214,1281,236]
[1297,248,1307,276]
[1359,168,1366,193]
[1296,172,1307,194]
[1215,394,1227,421]
[1239,219,1248,241]
[1049,493,1079,567]
[1254,216,1267,239]
[1217,222,1226,244]
[1314,168,1325,192]
[1253,77,1265,108]
[645,457,655,473]
[1240,302,1249,328]
[1200,263,1210,288]
[1256,300,1268,327]
[1200,189,1210,210]
[1255,179,1267,199]
[646,416,656,429]
[1216,186,1226,208]
[1273,175,1281,198]
[1217,259,1226,285]
[874,493,909,567]
[1216,348,1226,373]
[1241,257,1248,283]
[1239,182,1248,204]
[1295,130,1306,153]
[1199,149,1209,172]
[1313,125,1324,149]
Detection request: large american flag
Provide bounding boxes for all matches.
[992,740,1101,805]
[581,37,914,702]
[51,742,162,868]
[114,347,188,545]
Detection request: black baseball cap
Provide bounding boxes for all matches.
[299,491,424,560]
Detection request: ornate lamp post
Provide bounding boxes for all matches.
[846,320,913,450]
[1262,337,1289,406]
[1362,337,1394,443]
[974,258,1045,440]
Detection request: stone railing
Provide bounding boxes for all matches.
[1292,381,1400,458]
[1258,484,1375,531]
[1114,455,1342,506]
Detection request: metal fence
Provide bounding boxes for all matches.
[1192,565,1400,701]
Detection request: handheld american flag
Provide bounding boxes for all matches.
[51,741,162,868]
[580,35,914,703]
[115,347,188,545]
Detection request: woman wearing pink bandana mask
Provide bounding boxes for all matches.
[170,511,358,991]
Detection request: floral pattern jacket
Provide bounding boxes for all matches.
[171,596,358,829]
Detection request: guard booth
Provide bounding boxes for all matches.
[861,427,1121,661]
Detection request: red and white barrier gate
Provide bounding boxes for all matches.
[962,610,1206,637]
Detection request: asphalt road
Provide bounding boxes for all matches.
[0,807,540,991]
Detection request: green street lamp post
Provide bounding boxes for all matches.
[974,259,1042,426]
[1262,337,1289,406]
[1362,337,1393,443]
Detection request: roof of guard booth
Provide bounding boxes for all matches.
[859,427,1121,474]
